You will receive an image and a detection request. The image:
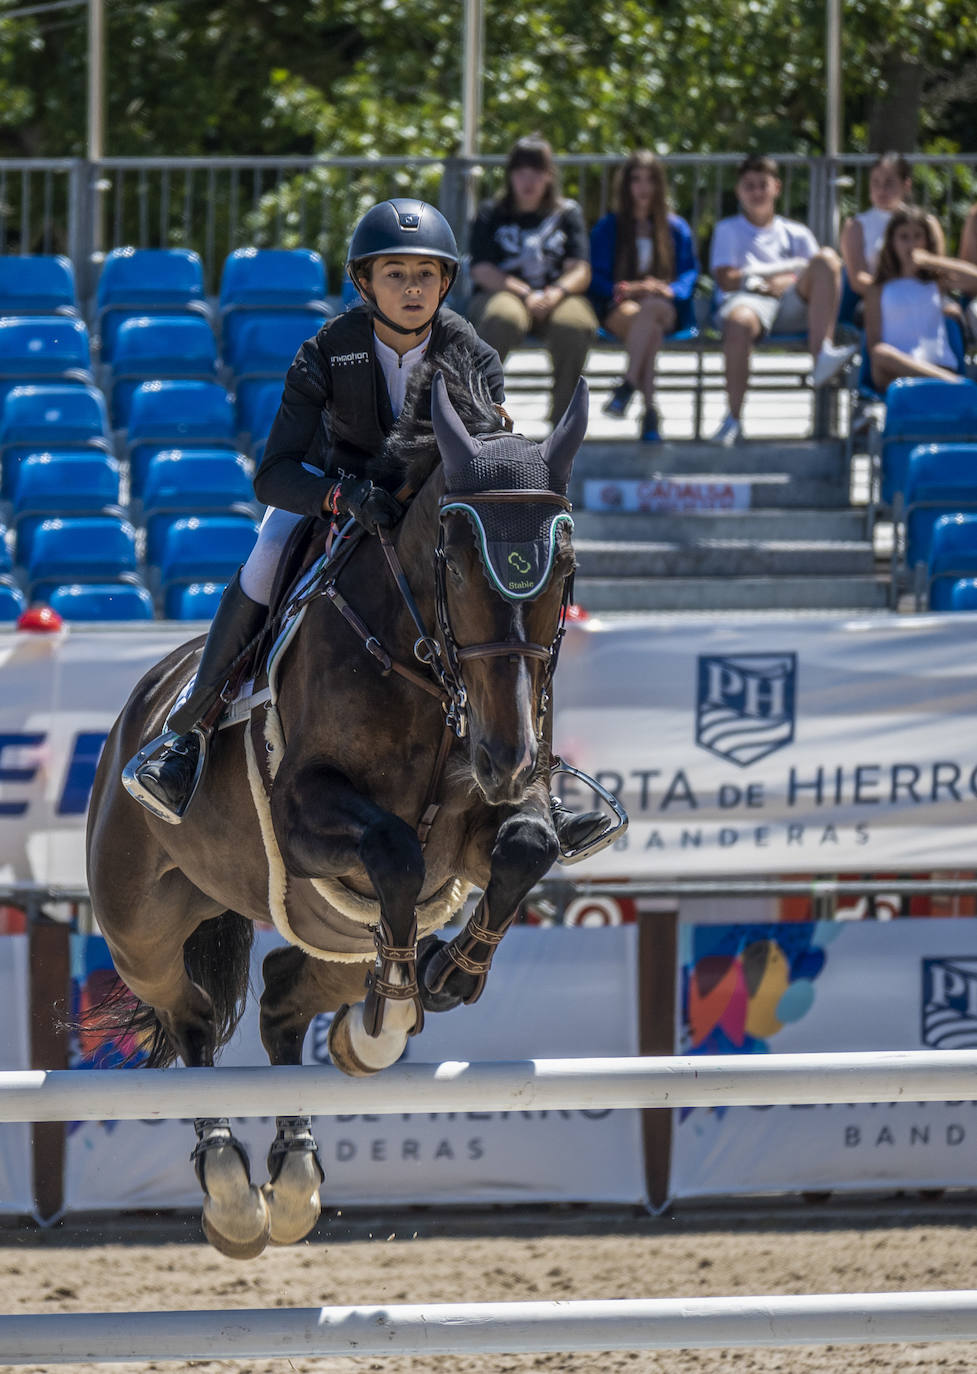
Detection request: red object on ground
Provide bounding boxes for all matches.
[17,605,63,632]
[566,603,589,621]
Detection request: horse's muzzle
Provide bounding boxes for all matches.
[472,738,537,806]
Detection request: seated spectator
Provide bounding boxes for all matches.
[589,151,698,443]
[709,153,856,446]
[840,152,946,303]
[468,134,597,423]
[864,203,977,391]
[960,200,977,343]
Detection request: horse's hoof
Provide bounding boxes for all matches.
[327,1001,412,1076]
[262,1152,323,1246]
[417,937,475,1013]
[199,1142,271,1260]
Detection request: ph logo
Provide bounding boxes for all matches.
[922,958,977,1048]
[696,653,796,766]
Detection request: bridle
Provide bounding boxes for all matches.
[431,488,574,741]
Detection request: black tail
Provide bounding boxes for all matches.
[82,911,255,1069]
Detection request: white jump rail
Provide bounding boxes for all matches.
[4,1292,977,1363]
[2,1050,977,1122]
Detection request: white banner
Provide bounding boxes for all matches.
[3,613,977,882]
[583,477,751,513]
[0,936,33,1213]
[671,916,977,1198]
[65,925,646,1210]
[554,612,977,875]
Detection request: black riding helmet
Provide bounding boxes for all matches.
[346,198,459,336]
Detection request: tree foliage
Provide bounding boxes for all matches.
[0,0,974,161]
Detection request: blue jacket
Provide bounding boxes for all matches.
[589,211,699,333]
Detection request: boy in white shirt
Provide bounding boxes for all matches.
[709,154,855,445]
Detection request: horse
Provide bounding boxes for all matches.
[86,358,611,1260]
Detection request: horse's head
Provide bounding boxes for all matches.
[430,371,587,805]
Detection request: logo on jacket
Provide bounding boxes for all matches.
[922,958,977,1048]
[333,351,370,366]
[695,653,796,766]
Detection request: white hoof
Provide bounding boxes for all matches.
[199,1142,271,1260]
[263,1151,323,1246]
[327,999,414,1077]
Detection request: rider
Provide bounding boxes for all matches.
[131,198,609,855]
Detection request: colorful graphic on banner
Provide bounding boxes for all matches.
[671,918,977,1199]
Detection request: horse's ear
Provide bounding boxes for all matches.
[540,377,589,491]
[431,370,478,484]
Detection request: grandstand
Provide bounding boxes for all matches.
[0,154,974,621]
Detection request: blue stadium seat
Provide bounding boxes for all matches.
[0,524,11,576]
[220,248,327,309]
[0,317,93,409]
[0,580,25,621]
[926,514,977,610]
[142,449,255,564]
[95,247,212,363]
[0,255,78,317]
[13,450,124,564]
[0,383,112,499]
[949,578,977,612]
[47,581,155,622]
[109,316,219,428]
[248,381,283,463]
[901,444,977,574]
[229,312,321,438]
[172,580,226,620]
[880,378,977,506]
[158,515,258,617]
[27,515,139,600]
[125,380,237,497]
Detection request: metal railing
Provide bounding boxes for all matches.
[0,153,974,302]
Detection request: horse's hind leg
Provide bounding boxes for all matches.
[257,945,370,1244]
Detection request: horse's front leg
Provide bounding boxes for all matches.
[420,787,559,1012]
[271,758,426,1069]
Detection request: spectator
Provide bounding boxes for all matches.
[468,134,597,423]
[709,153,855,446]
[840,152,946,302]
[590,150,698,443]
[864,203,977,391]
[959,200,977,343]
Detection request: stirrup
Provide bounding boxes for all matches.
[550,759,628,865]
[121,728,208,826]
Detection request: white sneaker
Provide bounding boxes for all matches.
[711,413,742,446]
[811,341,858,388]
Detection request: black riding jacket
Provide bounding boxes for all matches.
[254,305,506,517]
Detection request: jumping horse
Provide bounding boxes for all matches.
[86,358,625,1259]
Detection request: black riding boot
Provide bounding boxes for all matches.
[135,571,266,817]
[550,794,612,857]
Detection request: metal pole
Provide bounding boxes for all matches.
[825,0,842,242]
[87,0,105,163]
[461,0,483,159]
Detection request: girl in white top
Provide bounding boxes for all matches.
[841,153,945,300]
[864,204,977,392]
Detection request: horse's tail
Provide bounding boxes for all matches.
[81,911,255,1070]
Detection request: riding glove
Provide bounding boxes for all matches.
[327,476,403,534]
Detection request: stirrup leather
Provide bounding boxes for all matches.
[121,728,208,826]
[550,759,629,865]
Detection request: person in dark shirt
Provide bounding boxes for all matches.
[131,197,609,854]
[468,134,597,423]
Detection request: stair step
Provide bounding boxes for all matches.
[574,538,875,578]
[573,509,866,542]
[575,576,892,613]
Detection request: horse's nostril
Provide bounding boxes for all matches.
[475,742,495,782]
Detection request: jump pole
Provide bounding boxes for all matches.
[2,1050,977,1122]
[3,1292,977,1363]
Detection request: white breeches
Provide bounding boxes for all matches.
[240,505,304,605]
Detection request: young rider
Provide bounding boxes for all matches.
[131,198,609,855]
